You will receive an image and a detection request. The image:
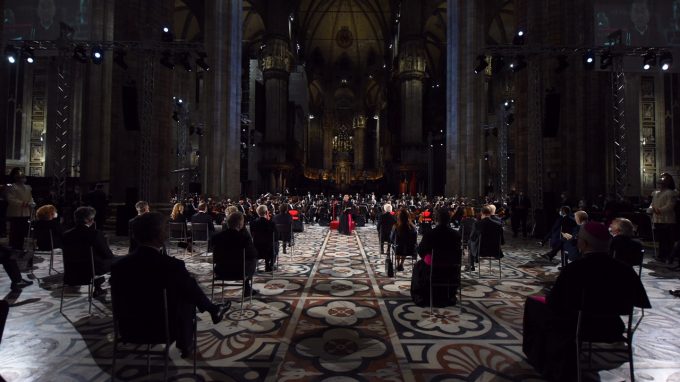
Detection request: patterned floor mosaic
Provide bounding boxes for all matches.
[1,224,680,381]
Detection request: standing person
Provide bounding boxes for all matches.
[647,173,678,263]
[510,191,531,238]
[272,204,293,254]
[391,208,417,272]
[250,205,278,272]
[338,194,354,235]
[377,204,396,254]
[1,243,33,291]
[85,183,108,230]
[6,168,35,251]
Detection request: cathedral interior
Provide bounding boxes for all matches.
[2,1,680,381]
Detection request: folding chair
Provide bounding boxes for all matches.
[478,233,502,279]
[111,288,197,381]
[212,249,251,310]
[60,247,96,315]
[32,224,60,275]
[167,222,188,256]
[275,223,294,259]
[429,249,463,315]
[190,223,210,257]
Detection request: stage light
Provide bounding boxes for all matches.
[373,115,379,120]
[510,55,527,72]
[160,50,174,69]
[484,153,490,161]
[5,46,17,64]
[23,46,35,64]
[474,55,488,74]
[642,51,656,70]
[73,45,89,63]
[91,45,104,64]
[583,50,595,70]
[161,26,174,42]
[114,50,128,70]
[503,99,514,111]
[660,51,673,71]
[309,114,315,120]
[555,55,569,73]
[513,29,526,45]
[600,51,612,70]
[195,52,210,71]
[179,52,192,72]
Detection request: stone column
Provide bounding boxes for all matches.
[204,0,242,198]
[398,41,427,193]
[353,115,366,171]
[322,112,334,171]
[0,0,6,173]
[445,0,460,195]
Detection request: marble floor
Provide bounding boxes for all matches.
[1,224,679,381]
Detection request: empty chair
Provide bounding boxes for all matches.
[190,223,210,256]
[167,222,188,256]
[60,246,95,314]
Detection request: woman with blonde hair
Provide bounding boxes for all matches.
[170,203,185,223]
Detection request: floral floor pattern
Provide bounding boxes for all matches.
[1,224,680,381]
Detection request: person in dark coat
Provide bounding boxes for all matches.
[523,222,651,382]
[63,206,116,297]
[608,217,644,268]
[390,208,417,272]
[1,243,32,291]
[272,204,293,254]
[128,201,150,253]
[540,206,577,261]
[250,205,278,272]
[377,204,396,254]
[338,194,354,235]
[212,212,258,296]
[34,204,63,250]
[411,208,462,307]
[110,212,229,358]
[510,191,531,238]
[467,205,505,271]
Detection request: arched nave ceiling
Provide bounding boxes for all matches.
[244,0,267,58]
[485,0,515,45]
[423,1,446,78]
[174,0,204,42]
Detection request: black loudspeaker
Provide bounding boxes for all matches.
[543,92,561,137]
[189,182,201,194]
[122,83,140,131]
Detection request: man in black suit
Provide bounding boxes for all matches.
[110,212,229,358]
[272,204,293,254]
[523,222,650,381]
[250,205,278,272]
[510,191,531,238]
[377,203,396,254]
[608,217,644,268]
[128,200,149,253]
[63,206,116,297]
[467,205,505,272]
[212,212,258,296]
[412,208,462,306]
[191,202,215,235]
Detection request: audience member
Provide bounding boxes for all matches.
[391,208,417,272]
[272,204,293,254]
[609,217,643,268]
[34,204,63,250]
[377,203,396,254]
[510,191,531,238]
[191,202,215,235]
[523,222,650,381]
[541,206,576,262]
[110,212,229,358]
[250,205,278,272]
[212,212,258,296]
[467,205,504,271]
[6,168,35,251]
[63,206,115,297]
[647,173,678,263]
[128,201,150,253]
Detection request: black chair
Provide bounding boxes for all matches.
[167,222,188,256]
[0,300,9,345]
[429,249,462,315]
[477,233,502,279]
[575,291,644,382]
[32,223,59,275]
[60,246,95,315]
[212,249,251,310]
[275,223,294,258]
[111,288,197,381]
[190,223,210,257]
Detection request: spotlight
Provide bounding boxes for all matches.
[513,29,526,45]
[5,46,17,64]
[506,113,515,125]
[503,99,514,111]
[583,50,595,70]
[660,51,673,71]
[113,50,128,70]
[309,114,315,120]
[474,55,488,74]
[91,45,104,64]
[600,51,612,70]
[643,51,656,71]
[555,55,569,73]
[73,45,89,63]
[484,153,490,161]
[195,52,210,71]
[23,46,35,64]
[160,50,174,69]
[510,55,527,72]
[161,26,174,42]
[179,52,192,72]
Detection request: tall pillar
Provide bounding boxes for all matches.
[353,115,366,171]
[398,41,427,193]
[205,0,242,198]
[445,0,460,195]
[0,0,6,174]
[322,112,334,171]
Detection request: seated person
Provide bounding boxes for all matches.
[128,200,150,253]
[63,206,116,297]
[391,208,417,272]
[608,217,643,268]
[212,212,258,296]
[272,204,293,254]
[110,212,229,358]
[541,206,576,261]
[1,243,32,291]
[34,204,63,251]
[411,208,462,307]
[523,222,651,381]
[191,202,216,241]
[561,210,588,262]
[467,205,505,271]
[377,204,396,254]
[250,205,278,272]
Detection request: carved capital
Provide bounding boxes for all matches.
[259,38,292,75]
[398,41,427,80]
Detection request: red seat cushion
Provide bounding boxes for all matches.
[330,220,340,230]
[289,210,299,221]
